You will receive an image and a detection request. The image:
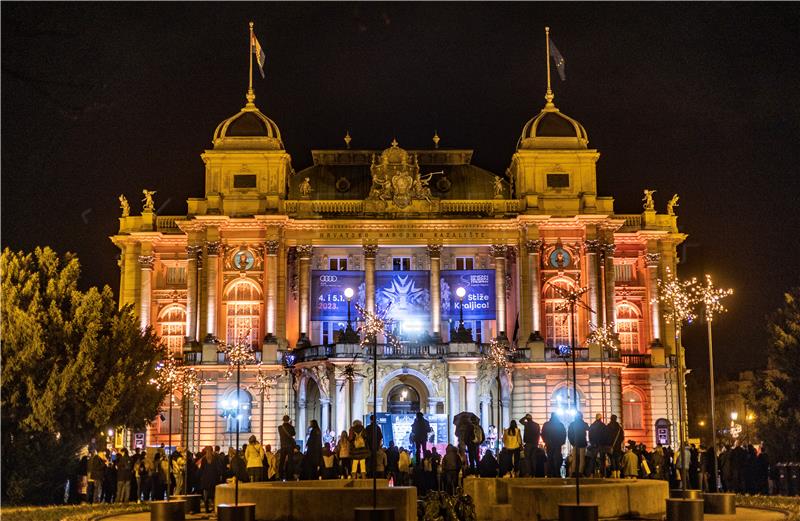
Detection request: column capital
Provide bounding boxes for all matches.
[363,243,379,259]
[296,244,313,259]
[186,244,203,258]
[490,244,507,258]
[645,252,661,267]
[584,239,601,253]
[319,397,331,405]
[264,240,280,256]
[526,239,543,255]
[205,240,222,256]
[138,255,155,270]
[601,242,617,257]
[427,243,442,258]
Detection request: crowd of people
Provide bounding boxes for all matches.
[70,410,776,511]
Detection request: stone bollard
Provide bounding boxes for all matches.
[666,498,704,521]
[150,499,185,521]
[670,489,703,500]
[172,494,202,514]
[558,503,599,521]
[217,503,256,521]
[703,493,736,514]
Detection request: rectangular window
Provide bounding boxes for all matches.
[392,257,411,271]
[615,264,634,282]
[455,256,474,270]
[546,173,570,188]
[233,174,257,188]
[329,257,348,271]
[166,266,186,285]
[320,321,346,345]
[462,320,483,343]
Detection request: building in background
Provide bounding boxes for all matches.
[111,74,687,453]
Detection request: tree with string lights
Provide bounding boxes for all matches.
[586,324,619,422]
[150,355,185,500]
[481,337,516,449]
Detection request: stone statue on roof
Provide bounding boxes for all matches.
[642,189,656,211]
[299,177,313,198]
[494,176,505,199]
[119,195,130,217]
[667,194,679,215]
[142,190,156,212]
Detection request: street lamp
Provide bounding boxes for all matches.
[343,287,359,343]
[453,286,472,343]
[730,411,738,422]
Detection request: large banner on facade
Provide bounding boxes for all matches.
[375,271,431,321]
[440,269,496,320]
[372,413,449,450]
[310,270,366,321]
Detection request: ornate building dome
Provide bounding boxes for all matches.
[518,100,588,150]
[212,94,283,150]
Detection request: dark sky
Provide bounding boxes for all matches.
[3,2,799,376]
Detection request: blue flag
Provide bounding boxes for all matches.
[549,37,566,81]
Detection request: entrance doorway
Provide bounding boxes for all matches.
[387,384,420,414]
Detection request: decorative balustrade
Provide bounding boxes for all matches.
[285,341,486,363]
[544,346,590,361]
[621,353,653,367]
[156,216,180,233]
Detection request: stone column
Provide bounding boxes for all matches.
[491,244,508,339]
[352,377,365,425]
[264,240,279,341]
[501,399,511,430]
[466,377,479,415]
[646,252,662,344]
[363,244,378,314]
[122,244,139,309]
[320,397,331,433]
[335,378,347,434]
[205,241,220,339]
[480,394,491,432]
[602,242,617,328]
[138,254,155,329]
[526,239,543,339]
[297,399,307,442]
[185,245,202,343]
[296,245,313,346]
[449,377,461,443]
[585,240,601,327]
[427,398,438,415]
[428,244,442,341]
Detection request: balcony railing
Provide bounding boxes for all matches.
[286,341,488,363]
[544,347,589,362]
[621,353,653,368]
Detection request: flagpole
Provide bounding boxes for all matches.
[545,27,554,103]
[248,22,255,103]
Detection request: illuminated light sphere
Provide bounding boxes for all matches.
[731,411,738,421]
[344,287,354,299]
[456,286,466,298]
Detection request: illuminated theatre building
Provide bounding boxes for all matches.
[112,82,687,453]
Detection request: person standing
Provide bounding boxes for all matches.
[115,448,131,503]
[87,450,105,503]
[349,419,369,479]
[519,413,541,468]
[441,444,462,494]
[277,415,296,480]
[541,412,567,478]
[398,448,411,485]
[503,420,523,476]
[411,412,432,464]
[198,447,218,513]
[622,444,639,478]
[587,414,606,477]
[385,441,400,483]
[245,435,265,482]
[605,414,624,479]
[304,419,323,480]
[264,445,277,481]
[567,412,589,477]
[335,431,352,478]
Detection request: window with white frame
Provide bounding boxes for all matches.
[392,257,411,271]
[544,279,574,349]
[623,390,644,429]
[616,303,642,353]
[158,305,186,356]
[320,320,347,345]
[455,256,474,270]
[225,280,261,348]
[328,257,348,271]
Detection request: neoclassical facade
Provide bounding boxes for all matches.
[112,84,686,453]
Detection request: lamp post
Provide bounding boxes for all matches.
[655,267,698,492]
[693,274,732,492]
[454,286,472,343]
[587,324,618,424]
[343,287,360,343]
[150,356,183,501]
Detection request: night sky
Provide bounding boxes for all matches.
[3,3,799,378]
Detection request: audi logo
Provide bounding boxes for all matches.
[319,275,339,282]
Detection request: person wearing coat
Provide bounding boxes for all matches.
[411,412,432,463]
[478,450,500,478]
[567,412,589,477]
[198,447,219,513]
[245,435,265,482]
[519,413,541,467]
[541,412,567,478]
[349,419,370,478]
[453,411,481,472]
[622,446,640,478]
[277,415,296,481]
[503,420,523,476]
[587,414,607,477]
[303,419,323,480]
[336,431,352,478]
[605,414,625,478]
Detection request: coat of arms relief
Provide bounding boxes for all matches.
[367,139,439,209]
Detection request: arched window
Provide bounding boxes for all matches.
[225,280,261,348]
[550,386,582,424]
[544,278,575,349]
[623,389,644,430]
[158,305,186,356]
[616,303,642,353]
[221,389,252,433]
